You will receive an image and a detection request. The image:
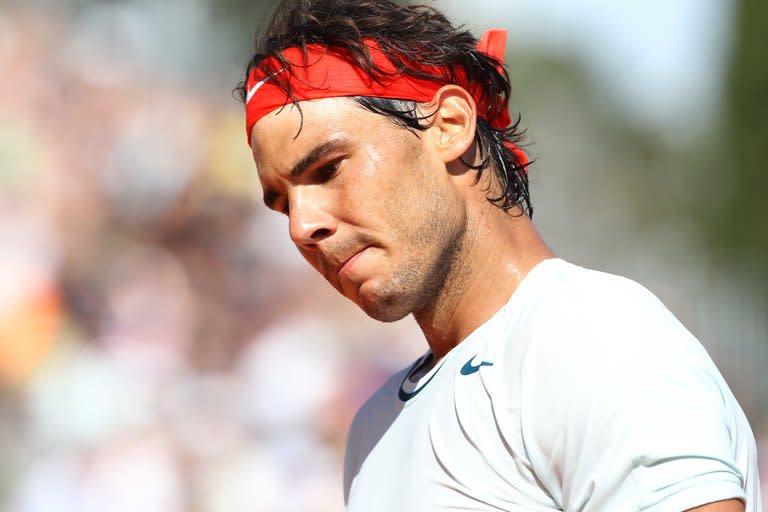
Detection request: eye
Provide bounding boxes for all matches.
[269,195,288,215]
[263,189,288,215]
[269,200,289,216]
[312,158,343,183]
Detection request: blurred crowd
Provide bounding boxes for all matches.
[0,7,424,511]
[0,3,765,511]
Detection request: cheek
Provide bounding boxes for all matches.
[387,161,444,225]
[338,135,436,228]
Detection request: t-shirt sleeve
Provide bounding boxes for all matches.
[519,277,746,511]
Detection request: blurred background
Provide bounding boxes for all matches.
[0,0,765,510]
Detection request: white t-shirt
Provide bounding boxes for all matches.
[344,258,761,511]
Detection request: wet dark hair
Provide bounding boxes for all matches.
[236,0,532,217]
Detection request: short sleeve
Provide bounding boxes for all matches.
[519,277,746,511]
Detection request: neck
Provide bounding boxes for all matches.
[413,202,553,361]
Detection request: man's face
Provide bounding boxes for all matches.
[250,97,469,321]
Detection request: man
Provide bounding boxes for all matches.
[239,0,761,510]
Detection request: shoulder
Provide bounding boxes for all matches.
[514,262,748,510]
[516,259,701,371]
[347,365,409,438]
[517,260,720,413]
[345,363,410,451]
[521,259,670,325]
[491,259,699,416]
[343,363,411,498]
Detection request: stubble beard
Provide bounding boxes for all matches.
[359,211,469,323]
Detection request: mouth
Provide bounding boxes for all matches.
[337,247,369,280]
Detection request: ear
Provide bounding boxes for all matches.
[424,85,477,164]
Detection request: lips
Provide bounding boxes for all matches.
[337,247,368,279]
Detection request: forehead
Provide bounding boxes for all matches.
[250,97,371,174]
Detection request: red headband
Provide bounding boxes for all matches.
[245,29,527,166]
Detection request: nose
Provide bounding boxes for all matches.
[288,188,337,248]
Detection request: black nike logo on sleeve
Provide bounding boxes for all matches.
[460,355,494,375]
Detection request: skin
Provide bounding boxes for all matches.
[687,500,745,512]
[251,85,552,360]
[250,86,745,512]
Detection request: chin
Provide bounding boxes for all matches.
[361,303,411,323]
[354,282,414,323]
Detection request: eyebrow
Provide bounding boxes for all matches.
[262,137,350,209]
[289,137,349,178]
